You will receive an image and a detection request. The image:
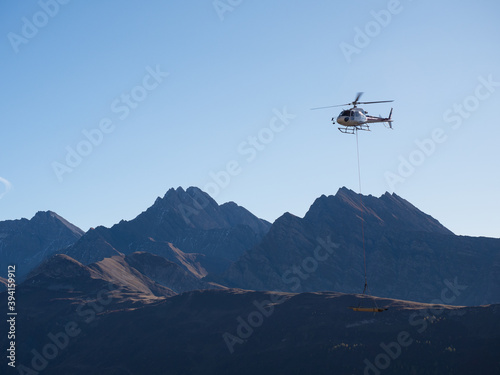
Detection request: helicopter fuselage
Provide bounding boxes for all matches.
[336,107,367,127]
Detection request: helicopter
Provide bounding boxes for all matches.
[312,92,394,134]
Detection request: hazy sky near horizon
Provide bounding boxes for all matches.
[1,1,499,237]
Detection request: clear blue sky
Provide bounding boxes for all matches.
[1,0,499,237]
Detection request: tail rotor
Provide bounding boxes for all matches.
[384,108,393,129]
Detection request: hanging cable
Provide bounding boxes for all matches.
[353,130,384,312]
[355,130,368,295]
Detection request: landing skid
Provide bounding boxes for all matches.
[338,124,370,134]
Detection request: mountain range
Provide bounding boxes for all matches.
[1,186,499,304]
[1,186,499,374]
[219,187,500,306]
[62,186,271,275]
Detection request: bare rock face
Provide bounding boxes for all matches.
[64,228,123,266]
[63,187,271,272]
[303,187,453,237]
[0,211,84,281]
[124,252,223,294]
[220,187,500,306]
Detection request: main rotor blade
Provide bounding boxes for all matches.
[358,100,394,104]
[354,92,363,103]
[310,103,350,110]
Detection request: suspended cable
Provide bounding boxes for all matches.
[349,130,386,312]
[355,130,368,295]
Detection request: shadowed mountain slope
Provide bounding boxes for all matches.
[5,286,499,375]
[27,253,175,299]
[220,188,500,306]
[63,187,271,274]
[0,211,84,280]
[124,251,223,293]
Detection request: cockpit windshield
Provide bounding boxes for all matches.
[340,110,350,116]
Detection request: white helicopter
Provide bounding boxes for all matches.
[312,92,394,134]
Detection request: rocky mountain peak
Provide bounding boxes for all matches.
[142,186,270,233]
[221,188,499,306]
[60,187,272,269]
[304,187,452,235]
[335,187,363,212]
[160,186,218,209]
[0,211,84,281]
[378,192,453,235]
[31,210,85,236]
[145,186,224,230]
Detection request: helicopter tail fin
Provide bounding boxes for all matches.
[384,108,393,129]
